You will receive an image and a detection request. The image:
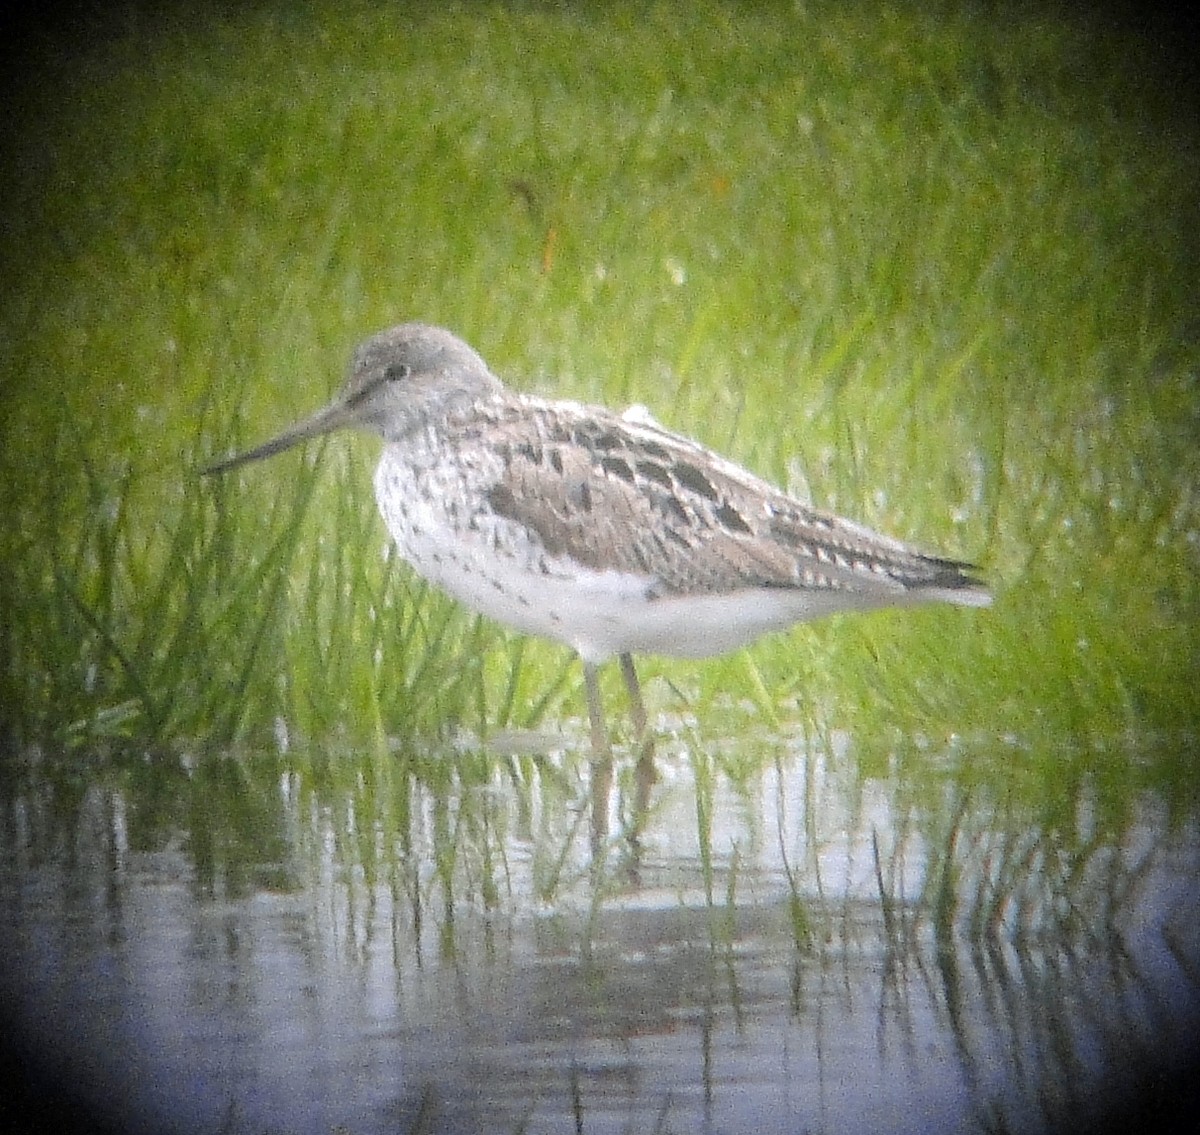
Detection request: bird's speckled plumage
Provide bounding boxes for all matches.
[206,322,990,753]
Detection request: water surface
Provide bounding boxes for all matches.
[2,728,1196,1133]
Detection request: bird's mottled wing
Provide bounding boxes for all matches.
[471,399,978,598]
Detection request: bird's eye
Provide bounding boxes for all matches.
[384,362,411,382]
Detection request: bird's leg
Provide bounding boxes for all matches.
[583,661,614,855]
[619,652,657,845]
[619,652,649,740]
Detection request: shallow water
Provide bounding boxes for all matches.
[1,728,1197,1134]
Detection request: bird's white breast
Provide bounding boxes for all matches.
[373,444,652,662]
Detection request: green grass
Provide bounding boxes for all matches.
[1,1,1196,758]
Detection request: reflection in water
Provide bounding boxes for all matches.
[1,732,1197,1134]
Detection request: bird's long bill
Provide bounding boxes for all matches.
[203,398,354,476]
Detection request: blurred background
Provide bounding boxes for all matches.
[1,2,1197,1133]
